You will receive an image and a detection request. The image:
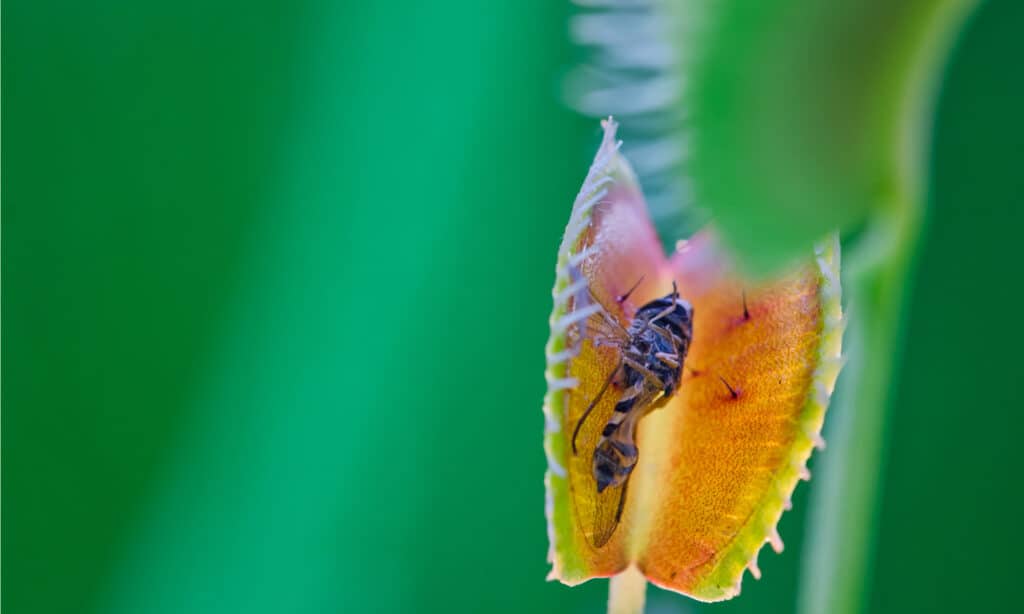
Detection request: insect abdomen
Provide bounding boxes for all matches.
[600,396,638,437]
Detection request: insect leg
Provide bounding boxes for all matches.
[651,322,684,352]
[648,303,676,325]
[587,287,630,335]
[647,282,681,325]
[571,359,623,455]
[655,352,679,368]
[617,379,643,402]
[621,356,666,390]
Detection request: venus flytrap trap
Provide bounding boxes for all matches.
[544,118,844,613]
[566,3,981,612]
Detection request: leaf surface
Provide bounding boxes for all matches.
[544,119,844,600]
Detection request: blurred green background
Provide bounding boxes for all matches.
[4,1,1023,613]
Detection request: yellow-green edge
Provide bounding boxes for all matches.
[685,234,844,601]
[544,118,626,584]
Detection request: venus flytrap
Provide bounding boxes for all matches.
[566,3,980,612]
[544,119,844,612]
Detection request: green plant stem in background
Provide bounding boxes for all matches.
[794,3,978,613]
[799,210,918,614]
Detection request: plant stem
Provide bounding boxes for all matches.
[798,226,914,614]
[796,2,977,611]
[607,567,647,614]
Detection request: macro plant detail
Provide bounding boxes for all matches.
[543,119,844,608]
[557,1,988,611]
[5,2,1017,614]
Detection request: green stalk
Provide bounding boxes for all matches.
[798,209,917,614]
[608,567,647,614]
[797,3,977,612]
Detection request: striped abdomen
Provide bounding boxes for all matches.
[593,394,644,493]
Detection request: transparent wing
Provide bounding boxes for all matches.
[590,478,628,548]
[587,386,666,548]
[562,262,635,549]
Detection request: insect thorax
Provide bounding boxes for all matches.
[622,299,693,396]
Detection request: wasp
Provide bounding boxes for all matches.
[567,271,694,547]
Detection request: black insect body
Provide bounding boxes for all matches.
[567,279,693,547]
[592,294,693,493]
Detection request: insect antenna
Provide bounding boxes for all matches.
[572,359,623,455]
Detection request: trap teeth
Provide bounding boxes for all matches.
[747,550,762,580]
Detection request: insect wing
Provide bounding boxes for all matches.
[590,478,628,548]
[587,386,664,548]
